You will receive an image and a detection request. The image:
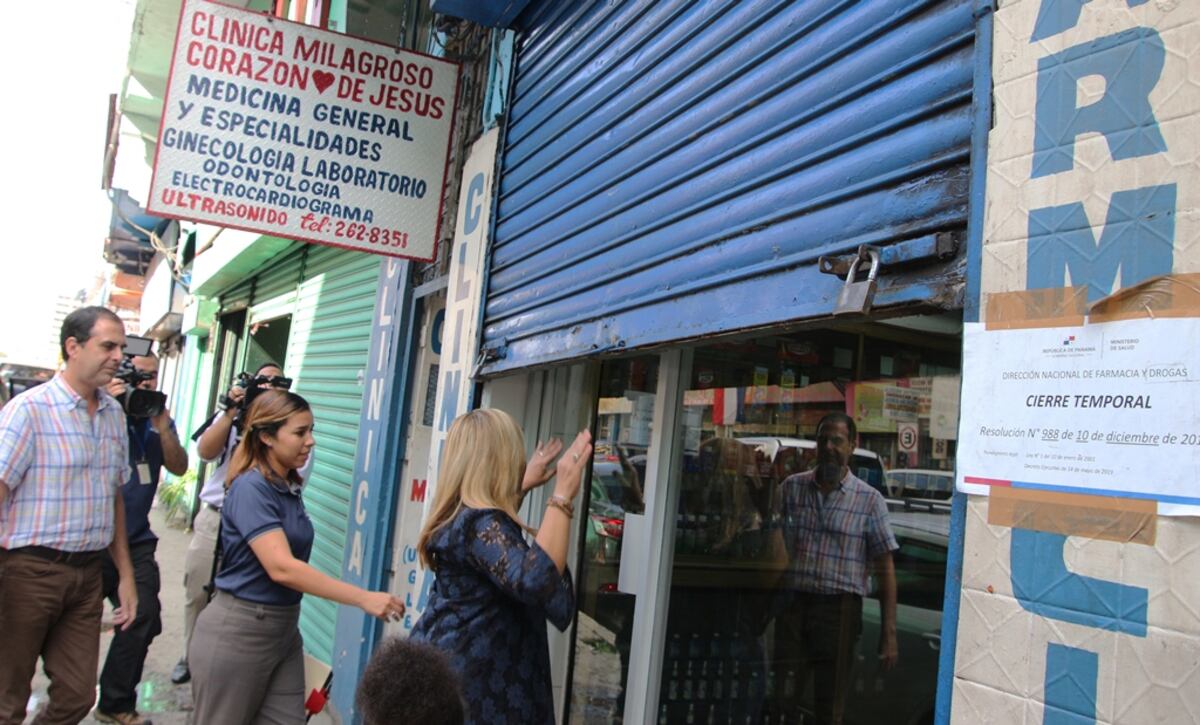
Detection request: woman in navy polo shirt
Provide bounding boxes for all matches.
[190,390,405,725]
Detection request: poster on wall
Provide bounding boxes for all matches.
[883,386,920,421]
[409,126,500,619]
[847,382,896,433]
[930,375,960,440]
[147,0,459,260]
[386,295,441,635]
[956,318,1200,507]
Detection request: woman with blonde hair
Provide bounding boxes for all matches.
[190,390,405,725]
[411,408,592,724]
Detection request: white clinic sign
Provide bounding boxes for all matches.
[148,0,459,260]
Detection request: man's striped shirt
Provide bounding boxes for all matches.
[779,469,897,596]
[0,375,129,551]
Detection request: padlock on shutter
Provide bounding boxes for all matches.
[834,247,881,316]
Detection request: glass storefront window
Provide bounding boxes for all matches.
[569,357,659,723]
[653,321,959,725]
[345,0,435,49]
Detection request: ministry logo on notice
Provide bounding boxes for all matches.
[1042,332,1095,357]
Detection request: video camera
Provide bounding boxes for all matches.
[219,370,293,432]
[115,336,167,419]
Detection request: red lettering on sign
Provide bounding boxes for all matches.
[411,478,428,502]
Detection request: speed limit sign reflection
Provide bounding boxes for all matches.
[898,422,919,458]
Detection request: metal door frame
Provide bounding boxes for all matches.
[620,348,690,723]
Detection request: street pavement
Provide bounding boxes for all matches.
[22,505,338,725]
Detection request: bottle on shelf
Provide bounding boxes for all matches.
[748,667,763,701]
[709,631,723,659]
[683,514,698,553]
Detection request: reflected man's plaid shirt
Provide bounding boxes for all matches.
[779,470,897,596]
[0,375,129,552]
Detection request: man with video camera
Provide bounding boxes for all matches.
[95,341,188,725]
[172,362,310,685]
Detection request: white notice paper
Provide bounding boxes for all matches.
[956,319,1200,508]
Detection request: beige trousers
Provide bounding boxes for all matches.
[181,504,221,662]
[189,592,306,725]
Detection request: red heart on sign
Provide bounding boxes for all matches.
[312,71,335,94]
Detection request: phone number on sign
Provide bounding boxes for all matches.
[299,214,409,248]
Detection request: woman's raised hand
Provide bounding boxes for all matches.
[359,590,407,622]
[552,429,593,501]
[522,438,564,492]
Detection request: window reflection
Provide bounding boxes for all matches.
[346,0,435,48]
[571,358,657,723]
[657,324,958,725]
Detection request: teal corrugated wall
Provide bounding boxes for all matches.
[219,276,255,312]
[288,246,381,664]
[249,245,306,324]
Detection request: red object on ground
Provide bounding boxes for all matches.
[305,688,328,715]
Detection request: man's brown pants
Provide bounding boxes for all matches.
[0,550,104,725]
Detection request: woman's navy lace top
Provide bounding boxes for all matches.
[411,507,574,724]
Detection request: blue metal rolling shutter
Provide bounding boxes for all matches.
[289,246,381,664]
[482,0,978,374]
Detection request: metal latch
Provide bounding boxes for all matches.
[832,246,881,316]
[470,341,508,379]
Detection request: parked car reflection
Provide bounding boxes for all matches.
[847,501,949,725]
[577,444,645,722]
[885,468,954,500]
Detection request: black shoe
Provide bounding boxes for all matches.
[170,660,190,684]
[94,710,153,725]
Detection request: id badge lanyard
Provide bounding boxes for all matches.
[130,422,153,485]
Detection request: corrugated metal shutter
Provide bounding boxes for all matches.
[483,0,978,374]
[219,276,255,313]
[289,246,381,664]
[249,244,305,323]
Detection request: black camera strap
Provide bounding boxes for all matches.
[191,410,222,443]
[192,413,242,470]
[203,518,224,603]
[219,428,241,468]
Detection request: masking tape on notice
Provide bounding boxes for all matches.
[987,486,1156,545]
[1087,273,1200,323]
[984,275,1200,331]
[984,286,1088,331]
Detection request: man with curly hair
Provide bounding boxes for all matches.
[356,636,465,725]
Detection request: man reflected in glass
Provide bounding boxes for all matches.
[765,412,899,725]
